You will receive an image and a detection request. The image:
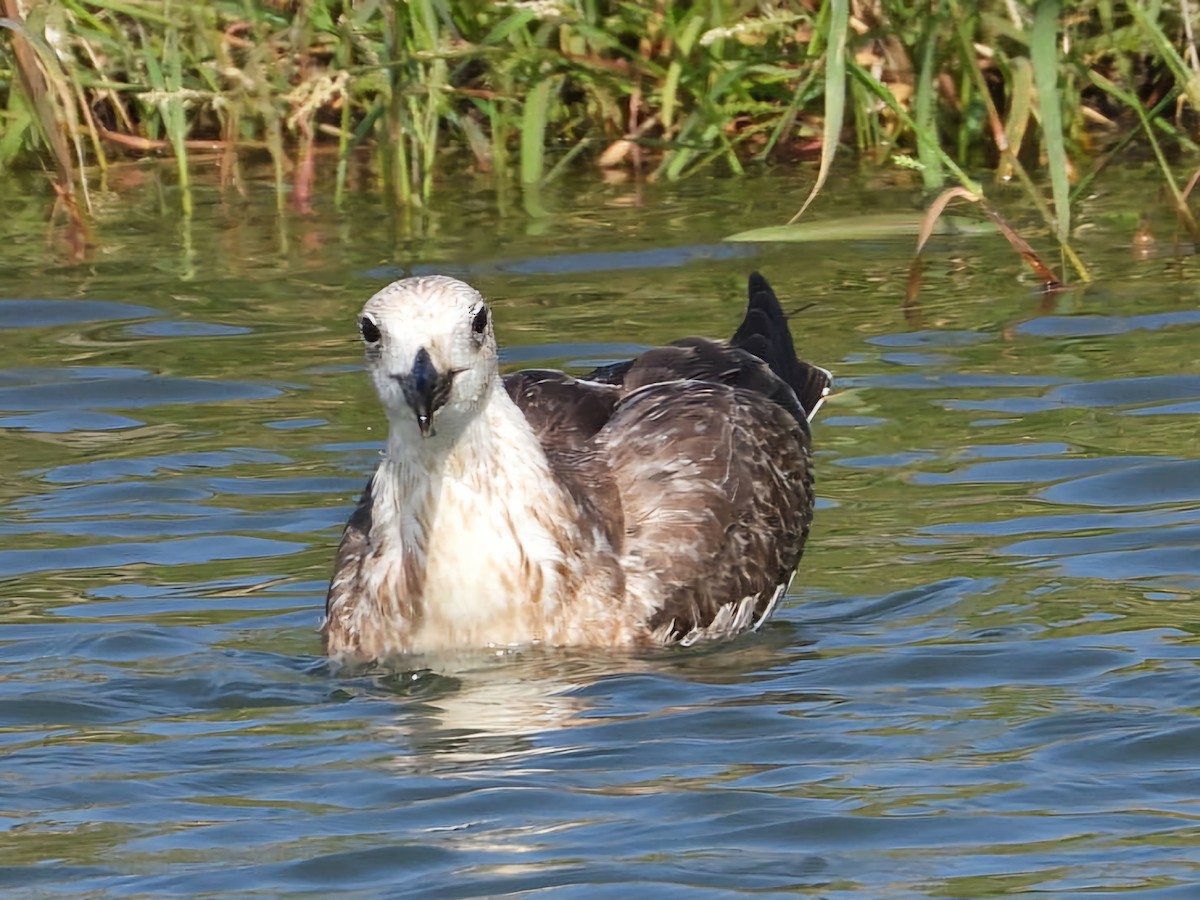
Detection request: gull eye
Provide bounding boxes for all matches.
[360,315,381,344]
[471,306,489,337]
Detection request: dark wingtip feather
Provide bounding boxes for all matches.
[747,270,772,296]
[732,273,832,422]
[743,272,785,328]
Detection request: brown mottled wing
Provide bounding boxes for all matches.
[617,340,811,429]
[505,272,822,642]
[504,369,621,449]
[589,271,833,424]
[322,477,374,653]
[596,381,814,642]
[504,370,626,550]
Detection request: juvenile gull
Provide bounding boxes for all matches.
[323,273,831,663]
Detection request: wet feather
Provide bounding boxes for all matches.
[322,273,831,663]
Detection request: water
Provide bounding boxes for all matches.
[2,168,1199,897]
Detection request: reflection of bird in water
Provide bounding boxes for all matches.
[370,650,616,762]
[323,273,831,665]
[359,628,820,766]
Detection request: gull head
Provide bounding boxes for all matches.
[357,276,498,443]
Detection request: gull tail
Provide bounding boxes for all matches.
[732,272,832,422]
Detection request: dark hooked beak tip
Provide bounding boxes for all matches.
[399,347,450,439]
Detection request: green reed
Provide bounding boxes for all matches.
[1,0,1198,256]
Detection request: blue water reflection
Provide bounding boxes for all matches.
[1,178,1199,897]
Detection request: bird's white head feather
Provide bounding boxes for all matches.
[358,275,499,447]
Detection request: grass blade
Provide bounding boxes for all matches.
[998,56,1033,182]
[520,76,553,185]
[1031,0,1069,244]
[0,5,86,210]
[726,212,993,243]
[661,12,705,131]
[905,186,983,308]
[787,0,848,223]
[162,23,192,218]
[914,12,945,192]
[977,199,1063,286]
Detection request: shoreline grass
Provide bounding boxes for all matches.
[3,0,1200,274]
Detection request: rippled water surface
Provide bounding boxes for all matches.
[2,170,1199,898]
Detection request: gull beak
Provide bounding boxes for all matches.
[397,347,451,438]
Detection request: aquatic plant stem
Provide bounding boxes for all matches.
[788,0,848,223]
[1031,0,1070,245]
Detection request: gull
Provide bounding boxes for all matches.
[322,273,831,663]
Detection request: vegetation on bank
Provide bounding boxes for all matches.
[2,1,1200,278]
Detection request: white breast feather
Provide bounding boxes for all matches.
[376,390,579,653]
